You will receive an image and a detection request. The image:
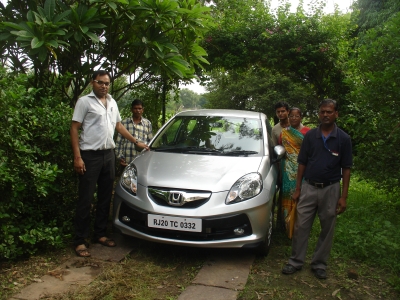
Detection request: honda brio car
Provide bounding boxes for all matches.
[113,109,285,255]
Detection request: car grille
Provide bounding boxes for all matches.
[118,201,253,241]
[148,187,211,208]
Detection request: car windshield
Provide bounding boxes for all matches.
[151,115,263,156]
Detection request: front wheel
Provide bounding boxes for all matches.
[255,210,273,256]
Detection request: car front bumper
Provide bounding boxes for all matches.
[113,184,274,249]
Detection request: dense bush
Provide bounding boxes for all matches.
[0,68,76,259]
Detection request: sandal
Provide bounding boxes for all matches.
[97,237,116,247]
[75,245,91,257]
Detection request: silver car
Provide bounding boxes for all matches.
[113,109,285,255]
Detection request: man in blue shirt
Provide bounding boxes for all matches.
[282,99,352,279]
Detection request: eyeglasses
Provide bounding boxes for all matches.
[93,80,111,87]
[289,115,301,119]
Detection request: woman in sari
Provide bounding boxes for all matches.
[280,107,310,238]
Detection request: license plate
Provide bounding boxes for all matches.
[148,214,202,232]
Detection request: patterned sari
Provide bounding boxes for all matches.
[280,126,310,238]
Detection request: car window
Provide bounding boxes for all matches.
[151,116,264,155]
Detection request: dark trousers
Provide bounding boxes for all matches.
[74,149,115,247]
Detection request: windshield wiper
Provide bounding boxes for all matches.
[221,150,258,156]
[187,147,223,155]
[152,146,224,155]
[152,146,193,152]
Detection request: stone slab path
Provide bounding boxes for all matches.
[178,253,255,300]
[9,234,254,300]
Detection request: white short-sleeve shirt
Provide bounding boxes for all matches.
[72,91,121,150]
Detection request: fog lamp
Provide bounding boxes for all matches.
[122,216,131,222]
[233,228,245,235]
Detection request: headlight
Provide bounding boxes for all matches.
[226,173,263,204]
[121,165,138,195]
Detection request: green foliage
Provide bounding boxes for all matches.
[343,12,400,191]
[354,0,400,33]
[203,67,316,121]
[202,0,353,116]
[0,67,76,259]
[0,0,214,105]
[307,175,400,290]
[117,80,171,132]
[179,88,202,109]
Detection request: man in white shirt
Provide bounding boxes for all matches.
[70,70,148,257]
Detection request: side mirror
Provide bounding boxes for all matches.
[272,145,286,163]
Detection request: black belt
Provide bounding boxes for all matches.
[305,178,339,188]
[81,149,113,153]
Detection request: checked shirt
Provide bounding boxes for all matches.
[115,116,153,164]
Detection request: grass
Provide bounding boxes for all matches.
[324,174,400,287]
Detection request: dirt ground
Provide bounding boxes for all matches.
[1,232,399,300]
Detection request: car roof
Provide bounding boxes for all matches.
[175,109,265,119]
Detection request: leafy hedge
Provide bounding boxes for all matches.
[0,68,76,259]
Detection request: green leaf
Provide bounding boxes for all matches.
[85,32,99,43]
[38,48,47,61]
[33,12,44,25]
[27,11,34,22]
[82,7,98,22]
[46,40,58,48]
[166,64,184,78]
[3,22,24,31]
[108,2,117,11]
[53,10,72,23]
[86,24,107,29]
[0,33,11,40]
[37,7,48,22]
[11,30,33,38]
[74,31,82,42]
[31,37,44,49]
[125,12,135,21]
[44,0,55,21]
[163,43,179,53]
[80,26,89,34]
[55,30,66,36]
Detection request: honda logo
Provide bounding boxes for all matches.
[148,187,211,207]
[168,192,184,206]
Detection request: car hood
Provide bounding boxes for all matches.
[133,151,263,192]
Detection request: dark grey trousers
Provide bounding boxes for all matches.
[288,181,340,270]
[74,149,115,247]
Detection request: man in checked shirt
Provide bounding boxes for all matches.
[115,99,153,166]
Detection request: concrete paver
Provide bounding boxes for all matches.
[193,253,255,290]
[178,252,255,300]
[178,285,238,300]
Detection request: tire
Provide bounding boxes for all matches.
[255,210,273,256]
